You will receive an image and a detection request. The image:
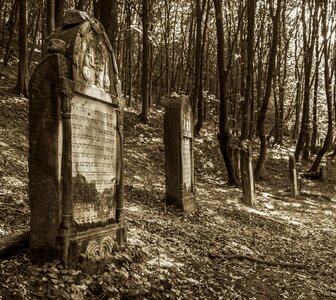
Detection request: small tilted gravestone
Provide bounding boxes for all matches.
[289,155,299,197]
[242,143,256,206]
[28,10,125,267]
[164,96,196,212]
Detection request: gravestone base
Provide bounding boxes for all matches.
[68,224,126,265]
[166,193,196,212]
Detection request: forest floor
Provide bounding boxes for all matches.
[0,67,336,299]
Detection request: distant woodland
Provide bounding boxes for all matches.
[1,0,336,190]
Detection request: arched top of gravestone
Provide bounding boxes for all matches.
[165,96,193,138]
[48,10,120,96]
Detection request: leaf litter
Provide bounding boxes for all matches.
[0,92,335,298]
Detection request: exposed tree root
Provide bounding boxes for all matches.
[0,229,29,258]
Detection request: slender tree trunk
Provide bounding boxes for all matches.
[195,0,211,135]
[164,0,171,98]
[55,0,64,28]
[255,0,282,180]
[192,0,203,117]
[46,0,55,35]
[240,0,256,202]
[15,0,28,96]
[97,0,118,46]
[28,7,41,68]
[140,0,150,123]
[3,0,18,66]
[0,0,8,58]
[213,0,239,186]
[310,0,333,171]
[127,2,132,107]
[294,0,319,161]
[311,39,320,154]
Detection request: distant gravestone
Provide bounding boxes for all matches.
[164,96,196,212]
[28,10,125,266]
[289,155,299,197]
[242,144,256,206]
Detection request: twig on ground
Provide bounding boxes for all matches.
[208,253,306,269]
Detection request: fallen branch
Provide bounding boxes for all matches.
[208,253,306,269]
[0,229,30,258]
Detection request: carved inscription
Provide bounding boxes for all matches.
[182,106,192,190]
[71,95,117,225]
[182,110,192,138]
[182,137,192,189]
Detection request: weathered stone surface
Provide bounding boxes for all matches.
[47,39,67,55]
[63,10,90,26]
[28,13,125,267]
[289,155,299,197]
[164,96,196,212]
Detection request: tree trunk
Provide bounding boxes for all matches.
[240,0,256,203]
[97,0,118,46]
[3,0,18,66]
[46,0,55,35]
[127,2,132,106]
[15,0,28,96]
[294,0,319,161]
[192,0,203,117]
[55,0,64,28]
[255,0,282,180]
[28,7,41,68]
[140,0,150,123]
[310,0,333,172]
[213,0,239,186]
[195,0,210,135]
[310,37,321,154]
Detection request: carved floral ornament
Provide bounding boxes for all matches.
[81,38,111,92]
[85,236,115,259]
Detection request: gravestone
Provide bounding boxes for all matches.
[289,155,299,197]
[242,143,256,206]
[164,96,196,212]
[28,10,125,266]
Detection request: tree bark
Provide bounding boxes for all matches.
[310,0,333,172]
[3,0,18,66]
[15,0,28,96]
[97,0,118,46]
[55,0,64,28]
[140,0,150,123]
[240,0,256,202]
[294,0,319,161]
[213,0,239,186]
[46,0,55,35]
[195,0,211,135]
[310,36,322,154]
[255,0,282,180]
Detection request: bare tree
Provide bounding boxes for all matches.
[309,0,333,171]
[15,0,28,96]
[294,0,319,161]
[213,0,240,186]
[254,0,282,180]
[140,0,150,123]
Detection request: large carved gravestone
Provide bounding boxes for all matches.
[28,10,125,266]
[164,96,196,212]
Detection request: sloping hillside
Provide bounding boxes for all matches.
[0,73,336,298]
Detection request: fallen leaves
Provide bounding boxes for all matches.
[1,92,336,299]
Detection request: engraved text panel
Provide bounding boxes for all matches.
[71,94,117,225]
